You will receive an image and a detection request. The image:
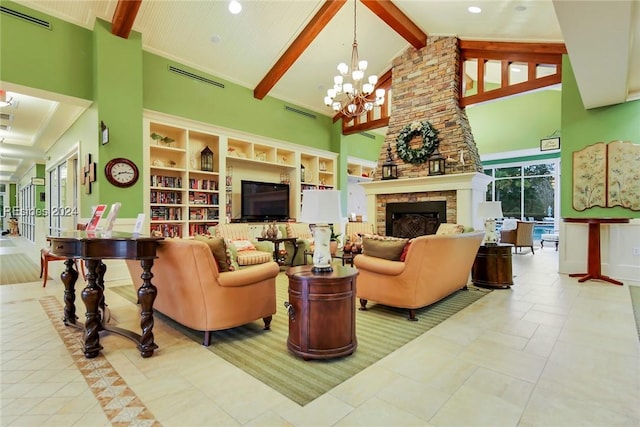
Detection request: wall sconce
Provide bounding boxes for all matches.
[100,121,109,145]
[381,143,398,180]
[201,146,214,171]
[428,147,445,176]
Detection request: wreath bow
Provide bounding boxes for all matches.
[395,120,439,164]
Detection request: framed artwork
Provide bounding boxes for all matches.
[540,137,560,151]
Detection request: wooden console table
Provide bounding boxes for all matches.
[472,243,514,288]
[563,217,629,285]
[285,265,358,360]
[48,231,163,358]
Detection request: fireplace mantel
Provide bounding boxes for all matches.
[360,172,492,230]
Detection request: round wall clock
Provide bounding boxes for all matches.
[104,157,139,188]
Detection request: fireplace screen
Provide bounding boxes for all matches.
[386,201,447,238]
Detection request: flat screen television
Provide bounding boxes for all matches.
[240,180,290,222]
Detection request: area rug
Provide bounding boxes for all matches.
[110,276,489,406]
[0,253,41,285]
[630,285,640,341]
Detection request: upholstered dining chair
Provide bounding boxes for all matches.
[40,223,86,287]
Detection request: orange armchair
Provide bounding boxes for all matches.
[126,239,279,346]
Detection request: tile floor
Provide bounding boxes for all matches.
[1,237,639,426]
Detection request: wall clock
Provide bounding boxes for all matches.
[104,157,139,188]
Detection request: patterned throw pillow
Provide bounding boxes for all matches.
[194,234,233,272]
[228,239,256,252]
[435,223,465,235]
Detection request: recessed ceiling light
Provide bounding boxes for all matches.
[515,5,527,12]
[210,34,222,44]
[468,6,482,14]
[228,0,242,14]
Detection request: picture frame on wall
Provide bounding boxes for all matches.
[540,137,561,151]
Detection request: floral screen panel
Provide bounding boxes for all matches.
[572,140,640,211]
[573,142,606,210]
[607,141,640,210]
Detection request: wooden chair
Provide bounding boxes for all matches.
[500,220,535,254]
[40,224,86,287]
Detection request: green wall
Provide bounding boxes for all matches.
[467,89,561,155]
[0,0,93,100]
[560,56,640,219]
[142,52,334,151]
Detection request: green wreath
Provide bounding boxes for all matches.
[395,120,439,164]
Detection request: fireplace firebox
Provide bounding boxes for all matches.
[386,201,447,238]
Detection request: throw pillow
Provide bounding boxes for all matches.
[194,235,233,272]
[229,239,256,252]
[362,237,409,261]
[435,223,465,235]
[399,241,412,262]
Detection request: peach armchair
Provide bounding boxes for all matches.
[126,239,279,346]
[354,231,484,320]
[500,220,535,254]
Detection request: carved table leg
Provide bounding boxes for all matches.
[81,259,104,358]
[137,258,158,358]
[61,258,79,325]
[95,262,110,326]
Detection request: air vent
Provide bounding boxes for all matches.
[0,113,14,121]
[0,124,11,131]
[359,132,376,140]
[168,66,224,88]
[1,6,52,29]
[284,106,316,120]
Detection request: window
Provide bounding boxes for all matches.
[485,159,560,232]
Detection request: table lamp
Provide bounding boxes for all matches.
[477,201,503,245]
[299,190,342,272]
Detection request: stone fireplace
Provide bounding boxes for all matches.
[361,36,491,235]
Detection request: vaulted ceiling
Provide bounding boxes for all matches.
[1,0,638,181]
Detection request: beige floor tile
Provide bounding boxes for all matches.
[334,396,428,426]
[375,375,451,421]
[274,393,354,426]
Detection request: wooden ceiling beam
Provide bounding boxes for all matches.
[111,0,142,39]
[361,0,426,49]
[254,0,347,100]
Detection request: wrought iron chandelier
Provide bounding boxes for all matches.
[323,0,385,118]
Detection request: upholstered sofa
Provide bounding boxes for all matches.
[279,222,314,266]
[354,230,485,320]
[125,238,279,346]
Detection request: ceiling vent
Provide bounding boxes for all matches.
[0,124,12,131]
[168,66,224,88]
[284,106,316,120]
[0,6,52,30]
[0,113,14,121]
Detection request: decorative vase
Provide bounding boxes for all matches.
[261,224,268,238]
[267,223,276,239]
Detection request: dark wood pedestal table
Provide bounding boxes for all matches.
[48,231,164,358]
[285,265,358,360]
[563,217,630,285]
[256,237,299,266]
[472,243,514,288]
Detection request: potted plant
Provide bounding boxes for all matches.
[329,225,341,256]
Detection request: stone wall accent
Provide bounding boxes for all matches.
[374,191,457,235]
[374,36,482,181]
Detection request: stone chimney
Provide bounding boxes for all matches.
[362,36,490,234]
[375,36,482,179]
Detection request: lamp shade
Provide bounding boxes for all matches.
[477,201,503,219]
[300,190,342,224]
